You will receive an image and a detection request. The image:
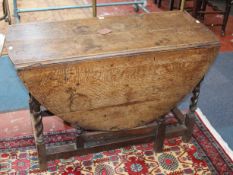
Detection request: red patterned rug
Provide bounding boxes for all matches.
[0,110,232,174]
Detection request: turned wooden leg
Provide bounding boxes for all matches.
[154,116,166,152]
[29,94,47,171]
[183,78,202,142]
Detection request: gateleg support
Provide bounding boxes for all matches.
[29,94,47,171]
[154,116,166,152]
[182,112,195,142]
[183,78,203,142]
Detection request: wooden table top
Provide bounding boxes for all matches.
[6,11,219,69]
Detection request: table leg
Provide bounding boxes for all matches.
[154,116,166,152]
[0,0,11,24]
[92,0,97,17]
[29,94,47,171]
[221,0,232,36]
[183,78,202,142]
[169,0,175,10]
[192,0,202,18]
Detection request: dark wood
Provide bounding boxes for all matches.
[82,123,157,140]
[169,0,175,10]
[222,0,232,35]
[166,124,187,138]
[157,0,162,8]
[29,91,200,170]
[0,0,11,24]
[183,78,202,142]
[192,0,203,17]
[197,11,225,14]
[165,0,232,35]
[76,135,85,148]
[46,136,155,161]
[171,107,185,124]
[29,94,47,171]
[154,116,166,152]
[46,122,189,161]
[193,0,232,35]
[155,0,182,10]
[40,110,53,117]
[36,144,47,171]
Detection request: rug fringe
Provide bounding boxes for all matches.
[196,108,233,162]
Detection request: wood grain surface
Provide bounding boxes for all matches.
[6,11,220,130]
[0,0,92,55]
[18,47,218,130]
[6,11,219,69]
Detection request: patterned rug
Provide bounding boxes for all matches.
[0,110,232,174]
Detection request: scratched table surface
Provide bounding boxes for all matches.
[6,11,218,69]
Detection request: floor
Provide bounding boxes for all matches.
[0,0,233,149]
[179,52,233,149]
[0,55,28,112]
[198,53,233,149]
